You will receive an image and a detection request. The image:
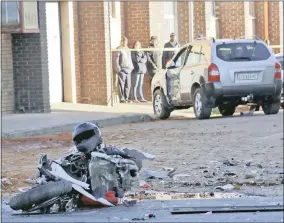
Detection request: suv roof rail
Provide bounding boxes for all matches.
[233,35,262,40]
[196,36,216,42]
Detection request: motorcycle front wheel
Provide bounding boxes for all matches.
[9,180,73,211]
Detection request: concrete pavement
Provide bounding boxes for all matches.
[2,102,195,139]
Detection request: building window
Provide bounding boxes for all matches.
[249,2,255,17]
[1,1,21,29]
[212,2,216,17]
[1,1,39,33]
[164,2,177,42]
[110,2,116,18]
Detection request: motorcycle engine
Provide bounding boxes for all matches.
[61,153,89,181]
[89,152,138,198]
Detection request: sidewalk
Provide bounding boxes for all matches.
[2,102,195,139]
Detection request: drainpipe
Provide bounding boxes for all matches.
[263,1,269,42]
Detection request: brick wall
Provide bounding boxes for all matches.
[255,2,265,40]
[77,2,111,105]
[120,2,125,37]
[1,34,14,114]
[193,2,206,39]
[216,2,245,38]
[255,2,280,53]
[177,1,190,45]
[72,2,82,103]
[124,2,150,48]
[268,2,280,46]
[11,2,50,113]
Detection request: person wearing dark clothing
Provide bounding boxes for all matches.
[162,33,180,69]
[131,41,147,103]
[146,36,161,80]
[115,37,134,103]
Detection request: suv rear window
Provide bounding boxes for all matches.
[216,42,271,62]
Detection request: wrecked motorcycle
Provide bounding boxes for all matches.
[8,146,155,213]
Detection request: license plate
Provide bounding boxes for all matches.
[236,73,258,80]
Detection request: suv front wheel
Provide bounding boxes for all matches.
[193,88,212,120]
[218,104,236,116]
[153,89,171,120]
[262,100,280,115]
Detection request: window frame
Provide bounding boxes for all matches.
[185,44,202,66]
[1,1,40,34]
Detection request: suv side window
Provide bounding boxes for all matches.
[175,47,189,67]
[186,44,201,66]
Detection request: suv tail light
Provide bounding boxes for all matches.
[274,62,281,79]
[208,63,220,82]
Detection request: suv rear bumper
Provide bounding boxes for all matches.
[205,80,282,100]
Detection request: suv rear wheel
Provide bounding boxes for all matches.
[153,89,171,120]
[193,88,212,120]
[262,100,280,115]
[218,104,236,116]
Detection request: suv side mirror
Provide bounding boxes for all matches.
[166,61,176,69]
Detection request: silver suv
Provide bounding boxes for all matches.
[151,38,282,119]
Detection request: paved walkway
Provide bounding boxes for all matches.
[2,102,194,139]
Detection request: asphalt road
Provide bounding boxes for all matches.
[2,110,284,222]
[2,196,283,222]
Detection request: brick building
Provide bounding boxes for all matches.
[1,1,283,114]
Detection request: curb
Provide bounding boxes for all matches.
[2,114,154,140]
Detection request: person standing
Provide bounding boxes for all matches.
[146,36,161,82]
[115,37,134,103]
[162,33,180,69]
[131,41,147,103]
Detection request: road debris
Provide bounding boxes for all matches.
[141,170,168,179]
[215,184,234,191]
[222,159,237,166]
[163,167,174,172]
[123,200,137,207]
[25,178,36,185]
[1,178,12,185]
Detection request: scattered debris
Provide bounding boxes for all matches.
[140,184,152,189]
[132,217,145,221]
[223,172,237,177]
[215,184,234,191]
[1,178,12,185]
[173,174,191,181]
[182,162,187,165]
[163,167,175,172]
[244,174,256,179]
[142,170,168,179]
[234,184,241,190]
[240,109,255,116]
[223,159,237,166]
[267,169,284,174]
[25,178,36,185]
[123,200,137,207]
[147,213,156,218]
[257,164,263,169]
[18,187,30,193]
[139,180,152,188]
[131,213,156,221]
[245,161,252,167]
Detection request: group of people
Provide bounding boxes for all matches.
[114,33,180,103]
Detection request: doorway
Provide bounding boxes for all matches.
[46,2,63,103]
